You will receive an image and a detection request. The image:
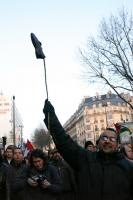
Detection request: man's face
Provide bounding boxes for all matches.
[124,144,133,160]
[32,157,44,170]
[13,149,23,163]
[53,152,62,160]
[5,149,13,159]
[99,130,118,153]
[86,145,95,152]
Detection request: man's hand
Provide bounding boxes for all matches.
[43,99,55,128]
[43,99,55,114]
[41,179,51,188]
[27,178,38,187]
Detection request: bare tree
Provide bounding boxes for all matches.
[80,8,133,109]
[32,128,51,149]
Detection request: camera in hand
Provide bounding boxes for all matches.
[31,174,47,184]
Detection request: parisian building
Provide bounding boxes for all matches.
[64,92,133,147]
[0,92,23,147]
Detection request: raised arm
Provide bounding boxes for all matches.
[43,100,86,170]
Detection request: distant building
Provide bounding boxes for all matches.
[0,92,23,146]
[64,92,133,147]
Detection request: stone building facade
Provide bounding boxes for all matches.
[0,93,23,146]
[64,93,133,147]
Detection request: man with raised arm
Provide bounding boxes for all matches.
[43,100,133,200]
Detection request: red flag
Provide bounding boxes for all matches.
[114,123,121,134]
[26,139,33,150]
[24,139,33,157]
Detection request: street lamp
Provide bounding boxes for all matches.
[12,96,16,146]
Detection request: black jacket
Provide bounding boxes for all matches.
[50,158,77,200]
[45,111,133,200]
[11,161,28,200]
[26,163,62,200]
[0,162,13,200]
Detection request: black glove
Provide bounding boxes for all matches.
[43,99,55,114]
[43,99,55,128]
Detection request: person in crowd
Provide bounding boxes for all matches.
[24,150,32,165]
[11,147,27,200]
[0,148,5,158]
[84,140,96,152]
[43,100,133,200]
[4,145,14,165]
[50,148,77,200]
[48,149,54,162]
[26,149,62,200]
[0,151,13,200]
[95,138,100,151]
[121,143,133,163]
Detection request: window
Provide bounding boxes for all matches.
[99,103,102,107]
[95,125,99,131]
[107,113,112,120]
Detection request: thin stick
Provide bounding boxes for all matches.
[43,58,51,148]
[43,58,49,100]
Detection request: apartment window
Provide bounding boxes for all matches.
[86,125,91,130]
[101,125,105,130]
[94,119,98,123]
[95,125,98,131]
[4,103,9,106]
[99,103,102,107]
[86,118,90,123]
[121,114,123,121]
[107,113,112,120]
[107,102,111,105]
[93,96,96,101]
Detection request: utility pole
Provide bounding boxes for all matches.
[19,125,23,148]
[2,136,7,151]
[13,96,16,146]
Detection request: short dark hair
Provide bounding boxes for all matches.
[6,145,16,151]
[13,147,23,155]
[29,149,47,166]
[100,128,119,142]
[85,141,94,149]
[106,128,117,133]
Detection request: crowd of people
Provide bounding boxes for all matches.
[0,144,78,200]
[0,100,133,200]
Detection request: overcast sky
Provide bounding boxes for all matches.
[0,0,132,139]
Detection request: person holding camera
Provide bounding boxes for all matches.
[43,100,133,200]
[26,149,62,200]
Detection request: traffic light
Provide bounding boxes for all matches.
[2,136,7,146]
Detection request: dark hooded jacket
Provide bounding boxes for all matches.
[44,107,133,200]
[50,157,77,200]
[0,162,13,200]
[26,163,62,200]
[10,160,28,200]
